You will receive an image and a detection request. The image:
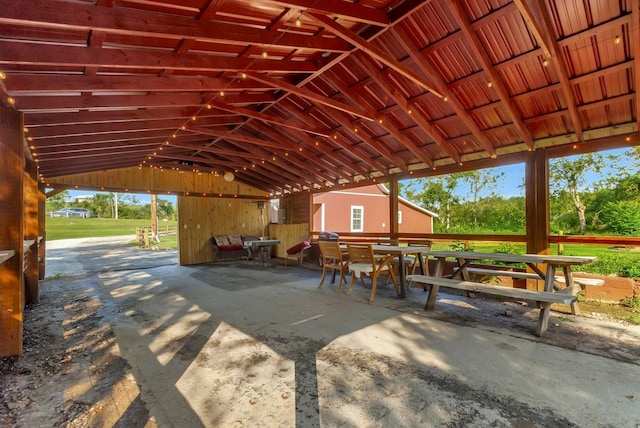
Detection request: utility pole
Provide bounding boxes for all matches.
[151,194,158,242]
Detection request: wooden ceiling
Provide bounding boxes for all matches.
[0,0,637,196]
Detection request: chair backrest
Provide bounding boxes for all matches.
[346,243,374,265]
[408,240,432,252]
[318,241,343,262]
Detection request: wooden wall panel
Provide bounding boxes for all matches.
[177,196,268,265]
[269,223,310,258]
[46,167,268,198]
[0,107,24,356]
[280,193,311,224]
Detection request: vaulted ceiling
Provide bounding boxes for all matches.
[0,0,637,196]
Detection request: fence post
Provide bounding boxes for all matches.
[557,230,563,255]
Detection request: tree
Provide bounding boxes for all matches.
[45,189,69,212]
[400,176,460,231]
[458,169,505,228]
[91,193,112,218]
[550,153,603,235]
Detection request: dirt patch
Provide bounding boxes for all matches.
[0,276,155,427]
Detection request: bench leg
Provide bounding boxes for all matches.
[536,302,551,336]
[424,284,440,310]
[570,299,581,316]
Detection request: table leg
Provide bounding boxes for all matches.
[425,257,445,310]
[398,254,407,298]
[563,266,581,315]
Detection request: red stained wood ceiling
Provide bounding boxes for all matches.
[0,0,636,195]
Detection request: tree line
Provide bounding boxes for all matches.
[46,192,176,221]
[400,147,640,236]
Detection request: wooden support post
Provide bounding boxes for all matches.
[525,150,551,291]
[24,159,40,303]
[0,107,25,356]
[38,183,46,280]
[389,177,399,245]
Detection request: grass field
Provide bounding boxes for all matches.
[46,217,178,249]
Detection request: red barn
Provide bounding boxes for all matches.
[312,184,436,234]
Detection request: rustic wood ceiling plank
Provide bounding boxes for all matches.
[306,12,443,98]
[322,70,439,168]
[353,52,458,164]
[530,0,583,142]
[244,72,374,121]
[186,127,284,149]
[6,74,271,93]
[449,1,532,152]
[392,25,495,159]
[206,101,331,138]
[270,0,389,26]
[0,0,349,52]
[315,103,407,170]
[0,40,317,74]
[25,110,243,127]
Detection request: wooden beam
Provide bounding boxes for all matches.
[0,0,350,52]
[186,127,284,149]
[525,150,550,261]
[14,92,273,113]
[314,103,407,169]
[307,12,443,98]
[321,71,440,167]
[353,52,454,163]
[531,0,583,142]
[0,107,24,357]
[513,0,552,59]
[391,25,494,158]
[244,72,375,121]
[207,101,331,138]
[7,74,271,94]
[0,40,318,74]
[24,159,40,303]
[270,0,389,26]
[449,1,533,151]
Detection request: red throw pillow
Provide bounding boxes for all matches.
[218,244,244,251]
[287,241,310,255]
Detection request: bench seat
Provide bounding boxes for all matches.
[461,267,541,281]
[554,276,604,287]
[406,275,576,336]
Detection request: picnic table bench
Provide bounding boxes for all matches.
[406,274,577,336]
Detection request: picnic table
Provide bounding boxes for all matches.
[370,244,431,298]
[407,250,598,336]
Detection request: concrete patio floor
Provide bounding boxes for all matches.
[10,237,640,427]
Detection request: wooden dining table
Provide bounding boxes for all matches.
[424,250,597,313]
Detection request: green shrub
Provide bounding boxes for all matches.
[602,201,640,235]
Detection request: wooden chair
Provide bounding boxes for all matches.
[346,243,398,302]
[406,240,432,289]
[317,241,348,289]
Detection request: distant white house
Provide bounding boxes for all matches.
[71,195,94,203]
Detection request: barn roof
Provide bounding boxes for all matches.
[1,0,636,196]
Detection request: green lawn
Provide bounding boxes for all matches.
[46,217,178,249]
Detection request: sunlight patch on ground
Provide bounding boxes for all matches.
[177,321,296,427]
